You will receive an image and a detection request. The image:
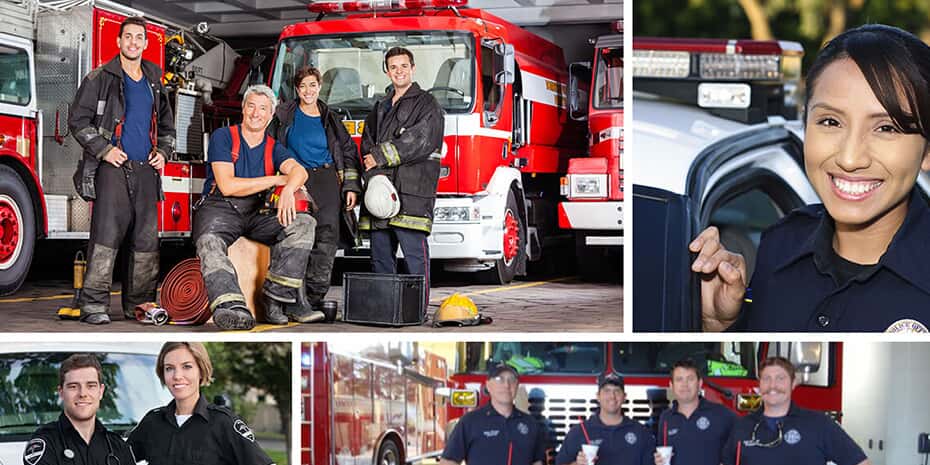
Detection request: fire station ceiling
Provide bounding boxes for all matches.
[120,0,622,36]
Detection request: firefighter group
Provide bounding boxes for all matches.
[438,357,870,465]
[66,15,442,328]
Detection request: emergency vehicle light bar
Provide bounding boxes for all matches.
[307,0,467,13]
[632,37,802,82]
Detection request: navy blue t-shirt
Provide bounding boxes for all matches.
[722,403,867,465]
[203,126,293,195]
[287,108,333,169]
[442,404,547,465]
[656,398,736,465]
[118,73,153,161]
[556,415,655,465]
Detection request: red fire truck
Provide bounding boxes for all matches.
[300,341,452,465]
[560,27,623,277]
[270,0,587,284]
[448,342,843,460]
[0,0,220,294]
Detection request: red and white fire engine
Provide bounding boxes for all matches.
[448,342,843,460]
[270,0,588,284]
[0,0,235,294]
[560,25,623,275]
[300,341,451,465]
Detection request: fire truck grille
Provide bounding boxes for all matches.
[527,390,670,445]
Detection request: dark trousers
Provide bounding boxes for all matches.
[193,195,316,309]
[304,166,340,304]
[370,227,430,301]
[79,161,159,317]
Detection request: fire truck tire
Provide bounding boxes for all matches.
[479,189,525,285]
[375,438,401,465]
[0,165,35,295]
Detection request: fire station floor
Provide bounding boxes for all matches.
[1,243,622,333]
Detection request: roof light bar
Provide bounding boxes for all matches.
[632,37,803,82]
[307,0,466,13]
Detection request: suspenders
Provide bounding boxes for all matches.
[228,124,275,175]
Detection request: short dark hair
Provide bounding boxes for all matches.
[119,16,147,37]
[59,353,103,387]
[670,359,702,380]
[293,66,323,89]
[759,356,796,382]
[805,24,930,140]
[385,47,415,68]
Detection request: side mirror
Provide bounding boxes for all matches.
[789,342,823,383]
[495,44,515,85]
[568,61,591,121]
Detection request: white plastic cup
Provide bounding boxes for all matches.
[581,444,599,464]
[656,446,673,465]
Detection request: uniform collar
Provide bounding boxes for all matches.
[384,82,424,102]
[774,189,930,294]
[57,413,106,441]
[747,402,802,421]
[481,402,526,420]
[102,56,162,83]
[671,396,709,415]
[165,395,211,422]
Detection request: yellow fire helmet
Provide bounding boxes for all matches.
[433,293,492,327]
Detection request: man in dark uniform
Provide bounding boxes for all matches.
[556,373,655,465]
[654,359,735,465]
[68,16,175,325]
[722,357,870,465]
[193,84,312,330]
[440,362,547,465]
[359,46,444,297]
[23,354,134,465]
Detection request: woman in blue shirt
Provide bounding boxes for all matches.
[269,67,362,322]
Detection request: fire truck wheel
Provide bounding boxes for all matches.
[0,165,35,295]
[479,189,525,285]
[376,438,400,465]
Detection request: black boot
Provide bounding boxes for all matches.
[213,303,255,330]
[263,297,289,325]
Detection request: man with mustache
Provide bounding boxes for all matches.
[722,357,870,465]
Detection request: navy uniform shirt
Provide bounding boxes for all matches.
[656,397,735,465]
[721,403,867,465]
[555,415,655,465]
[442,403,547,465]
[203,126,293,195]
[118,72,154,162]
[127,396,274,465]
[24,414,134,465]
[734,189,930,332]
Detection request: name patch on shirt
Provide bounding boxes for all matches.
[696,416,711,430]
[885,319,929,333]
[625,432,638,445]
[483,429,500,437]
[517,422,529,435]
[668,428,679,436]
[785,429,802,445]
[235,419,255,442]
[24,438,46,465]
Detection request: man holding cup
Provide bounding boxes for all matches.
[722,357,870,465]
[440,362,547,465]
[654,359,735,465]
[555,373,655,465]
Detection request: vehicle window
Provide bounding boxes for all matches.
[460,342,606,375]
[593,45,621,110]
[612,343,757,378]
[708,188,787,280]
[0,45,31,106]
[480,44,501,116]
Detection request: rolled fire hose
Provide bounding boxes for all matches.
[160,258,211,325]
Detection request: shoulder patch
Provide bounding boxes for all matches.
[234,419,255,442]
[886,318,929,333]
[24,438,46,465]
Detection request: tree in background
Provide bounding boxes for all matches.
[203,342,291,464]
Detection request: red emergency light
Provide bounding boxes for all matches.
[307,0,466,13]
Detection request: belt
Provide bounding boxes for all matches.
[308,162,333,171]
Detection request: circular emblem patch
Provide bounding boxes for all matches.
[517,422,529,435]
[696,416,711,431]
[234,419,255,442]
[625,432,638,445]
[24,438,46,465]
[64,448,75,459]
[885,319,929,333]
[785,429,802,445]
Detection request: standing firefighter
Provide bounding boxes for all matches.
[193,85,313,330]
[68,16,175,325]
[360,47,444,296]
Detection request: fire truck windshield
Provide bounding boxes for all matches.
[594,46,622,110]
[612,343,756,378]
[0,352,171,440]
[272,30,475,119]
[0,44,31,106]
[461,342,605,375]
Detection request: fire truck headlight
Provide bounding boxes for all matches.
[569,174,608,199]
[434,206,480,223]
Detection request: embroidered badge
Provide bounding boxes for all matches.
[785,429,802,445]
[885,319,929,333]
[625,432,637,445]
[697,416,711,431]
[517,422,529,435]
[234,419,255,442]
[668,428,679,436]
[24,438,46,465]
[483,429,500,437]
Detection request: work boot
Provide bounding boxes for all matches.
[287,307,326,324]
[81,313,111,325]
[213,304,255,330]
[263,298,289,325]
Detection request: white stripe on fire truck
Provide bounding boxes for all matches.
[520,71,568,110]
[341,113,512,140]
[161,176,190,194]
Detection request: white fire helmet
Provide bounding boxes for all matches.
[364,175,401,219]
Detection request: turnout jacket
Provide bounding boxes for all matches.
[69,56,175,200]
[359,82,444,234]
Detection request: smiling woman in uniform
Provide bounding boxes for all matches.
[128,342,275,465]
[694,24,930,332]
